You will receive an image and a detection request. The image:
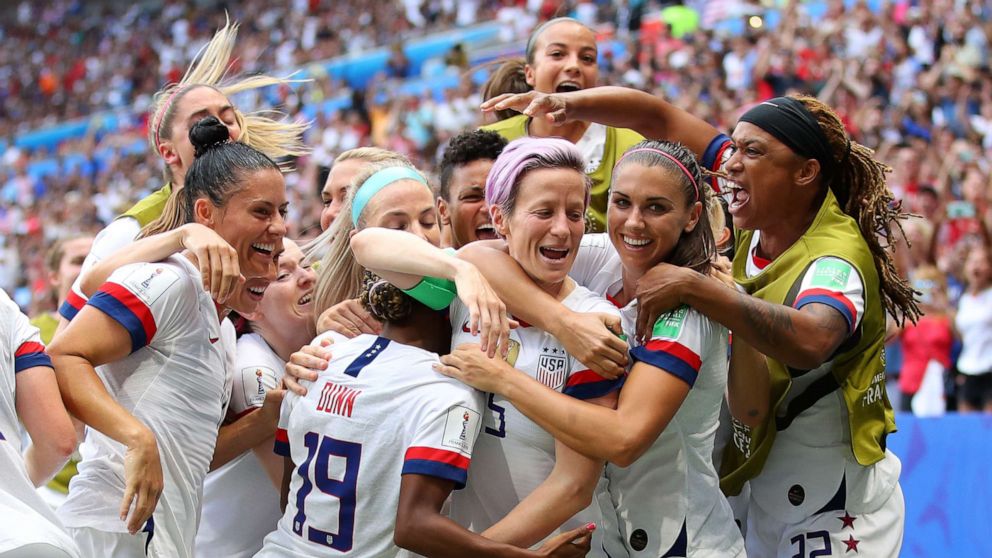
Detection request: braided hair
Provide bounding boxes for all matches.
[795,95,920,324]
[359,270,416,323]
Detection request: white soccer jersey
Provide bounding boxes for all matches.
[0,290,80,557]
[195,333,283,558]
[59,216,141,321]
[59,256,236,558]
[257,333,485,558]
[448,284,624,537]
[569,234,744,556]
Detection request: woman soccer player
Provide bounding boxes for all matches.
[489,88,917,556]
[432,140,750,557]
[0,290,79,557]
[48,118,287,557]
[57,19,306,325]
[481,18,643,232]
[350,138,625,551]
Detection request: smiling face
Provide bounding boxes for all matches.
[361,179,440,246]
[723,121,809,231]
[161,86,241,182]
[964,247,992,289]
[321,158,368,231]
[525,20,599,94]
[608,163,701,278]
[254,239,317,338]
[439,158,496,248]
[492,167,586,295]
[199,167,288,314]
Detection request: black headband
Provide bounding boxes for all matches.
[738,97,835,167]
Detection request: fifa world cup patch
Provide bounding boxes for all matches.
[441,405,481,453]
[120,265,181,306]
[241,366,275,407]
[809,258,853,290]
[651,305,689,340]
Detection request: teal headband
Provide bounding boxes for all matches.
[351,166,430,226]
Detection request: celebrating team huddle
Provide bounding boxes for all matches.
[1,14,917,558]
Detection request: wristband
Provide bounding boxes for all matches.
[403,276,457,310]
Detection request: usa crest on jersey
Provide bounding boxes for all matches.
[536,348,569,390]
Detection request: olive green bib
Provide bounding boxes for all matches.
[720,188,895,495]
[120,182,172,228]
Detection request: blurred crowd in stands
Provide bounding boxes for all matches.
[2,0,992,412]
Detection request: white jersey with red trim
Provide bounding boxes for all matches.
[195,333,283,558]
[258,333,485,558]
[59,216,142,322]
[448,284,623,537]
[570,234,744,556]
[0,290,80,557]
[58,256,236,558]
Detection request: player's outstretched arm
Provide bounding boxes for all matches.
[47,308,163,535]
[394,474,592,558]
[481,87,721,159]
[727,336,770,427]
[79,223,241,304]
[457,242,628,379]
[484,422,610,547]
[351,227,511,357]
[437,345,688,466]
[17,366,77,486]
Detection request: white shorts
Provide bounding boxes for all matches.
[746,483,904,557]
[67,527,151,558]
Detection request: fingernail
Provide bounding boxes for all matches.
[585,522,596,531]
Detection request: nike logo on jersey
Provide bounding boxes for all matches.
[209,337,219,344]
[461,321,472,334]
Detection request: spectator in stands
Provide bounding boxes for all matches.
[955,245,992,413]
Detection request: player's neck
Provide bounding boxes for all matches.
[380,305,452,355]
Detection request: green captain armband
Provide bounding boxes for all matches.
[403,275,458,310]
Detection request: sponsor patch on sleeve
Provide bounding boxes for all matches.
[119,265,182,306]
[440,405,481,454]
[651,305,689,340]
[809,258,853,290]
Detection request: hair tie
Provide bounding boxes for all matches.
[615,147,700,202]
[153,85,191,151]
[351,167,430,226]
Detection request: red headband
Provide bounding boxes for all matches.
[615,147,699,202]
[153,85,191,151]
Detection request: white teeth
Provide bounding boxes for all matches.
[252,243,275,253]
[476,224,494,231]
[298,293,313,305]
[623,236,650,247]
[248,285,267,295]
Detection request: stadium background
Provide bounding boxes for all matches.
[1,1,989,556]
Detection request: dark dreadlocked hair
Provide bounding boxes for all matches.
[359,270,417,323]
[795,95,921,324]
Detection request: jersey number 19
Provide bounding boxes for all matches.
[292,432,362,551]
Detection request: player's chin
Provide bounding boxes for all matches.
[228,289,262,316]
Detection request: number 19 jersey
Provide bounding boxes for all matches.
[258,334,485,557]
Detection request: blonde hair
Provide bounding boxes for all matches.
[140,18,310,239]
[310,160,424,325]
[301,148,411,265]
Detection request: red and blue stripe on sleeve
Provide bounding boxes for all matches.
[87,283,157,353]
[273,428,291,457]
[563,370,626,399]
[630,340,701,387]
[794,289,857,333]
[58,290,88,322]
[14,341,53,373]
[701,134,732,193]
[402,446,470,489]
